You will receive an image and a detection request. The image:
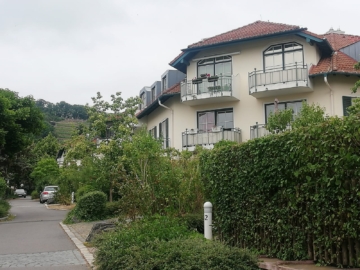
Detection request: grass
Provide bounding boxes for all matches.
[54,120,88,141]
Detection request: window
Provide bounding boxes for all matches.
[162,76,167,92]
[149,126,157,138]
[151,87,156,102]
[198,109,233,132]
[140,92,146,110]
[265,100,304,123]
[343,96,360,116]
[159,118,169,148]
[197,56,232,77]
[264,42,303,71]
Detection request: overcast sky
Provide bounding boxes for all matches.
[0,0,358,105]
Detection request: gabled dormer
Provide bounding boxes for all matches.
[139,87,151,110]
[150,81,161,103]
[161,70,186,92]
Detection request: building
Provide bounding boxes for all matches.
[136,21,360,151]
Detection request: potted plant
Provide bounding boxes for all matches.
[192,77,203,84]
[207,75,219,82]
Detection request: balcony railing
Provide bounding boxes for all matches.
[250,122,292,139]
[180,75,232,101]
[182,128,241,150]
[248,64,309,96]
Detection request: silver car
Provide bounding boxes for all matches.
[14,189,27,198]
[40,186,58,204]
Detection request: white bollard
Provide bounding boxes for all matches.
[204,201,213,240]
[71,192,74,204]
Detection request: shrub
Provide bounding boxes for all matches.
[0,200,10,212]
[75,185,96,201]
[31,190,39,199]
[0,205,6,218]
[105,201,121,217]
[75,191,107,221]
[94,215,258,270]
[0,177,6,198]
[179,213,204,234]
[63,208,80,224]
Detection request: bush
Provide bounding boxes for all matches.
[0,205,6,218]
[75,185,96,201]
[75,191,107,221]
[94,215,258,270]
[0,200,10,212]
[105,201,121,217]
[0,177,6,198]
[31,190,39,199]
[179,213,204,234]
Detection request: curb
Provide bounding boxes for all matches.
[59,222,94,269]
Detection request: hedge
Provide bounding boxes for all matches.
[200,115,360,266]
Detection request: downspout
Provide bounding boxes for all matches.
[158,99,174,148]
[324,74,334,116]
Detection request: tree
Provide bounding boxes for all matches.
[30,158,60,190]
[351,62,360,93]
[33,133,60,159]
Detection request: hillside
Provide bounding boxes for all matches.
[54,119,87,142]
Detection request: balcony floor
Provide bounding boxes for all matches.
[250,81,312,98]
[181,92,239,106]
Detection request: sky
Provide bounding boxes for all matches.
[0,0,358,106]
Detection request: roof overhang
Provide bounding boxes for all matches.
[136,93,179,119]
[309,72,360,78]
[296,32,332,57]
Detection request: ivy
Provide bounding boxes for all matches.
[200,113,360,267]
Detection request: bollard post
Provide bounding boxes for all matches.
[71,192,74,204]
[204,202,213,240]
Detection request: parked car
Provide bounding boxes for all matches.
[40,186,58,204]
[14,189,27,198]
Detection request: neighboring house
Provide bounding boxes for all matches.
[137,21,360,151]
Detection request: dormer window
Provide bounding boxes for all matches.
[162,76,167,92]
[140,92,146,110]
[151,87,156,102]
[264,42,303,71]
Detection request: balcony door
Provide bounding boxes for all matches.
[198,109,233,132]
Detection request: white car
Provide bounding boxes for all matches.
[14,189,27,198]
[40,186,58,204]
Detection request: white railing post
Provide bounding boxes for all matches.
[71,192,74,204]
[204,201,213,240]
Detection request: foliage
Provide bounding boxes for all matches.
[75,185,97,201]
[94,216,258,270]
[31,190,39,199]
[63,208,78,224]
[35,99,88,121]
[200,114,360,266]
[291,102,325,129]
[179,213,204,234]
[32,133,60,159]
[75,191,107,221]
[0,200,10,218]
[0,177,6,198]
[105,201,122,217]
[214,139,239,149]
[351,62,360,93]
[30,158,59,191]
[347,98,360,116]
[266,108,292,132]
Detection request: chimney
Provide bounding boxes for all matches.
[326,27,345,34]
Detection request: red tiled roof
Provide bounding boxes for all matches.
[162,82,180,95]
[309,51,360,75]
[169,52,185,65]
[187,21,302,49]
[324,33,360,51]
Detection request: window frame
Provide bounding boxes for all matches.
[263,42,304,71]
[343,96,360,116]
[196,108,234,132]
[159,118,169,148]
[151,87,156,102]
[197,55,232,77]
[264,99,305,123]
[149,126,157,138]
[162,76,167,92]
[140,92,146,110]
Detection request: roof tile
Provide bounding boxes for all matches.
[324,33,360,51]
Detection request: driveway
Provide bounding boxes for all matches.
[0,198,89,269]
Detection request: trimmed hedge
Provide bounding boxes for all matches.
[31,190,39,199]
[75,185,96,201]
[94,216,258,270]
[0,200,10,218]
[200,115,360,266]
[76,191,107,221]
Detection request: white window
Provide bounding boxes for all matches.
[198,109,234,132]
[265,100,304,123]
[264,42,303,71]
[159,119,169,148]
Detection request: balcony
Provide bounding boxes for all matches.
[250,123,291,139]
[182,127,242,151]
[248,64,312,98]
[180,75,238,105]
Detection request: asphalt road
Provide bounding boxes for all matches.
[0,198,89,269]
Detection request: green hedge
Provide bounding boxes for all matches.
[0,200,10,218]
[200,116,360,266]
[94,216,257,270]
[76,191,107,221]
[31,190,39,199]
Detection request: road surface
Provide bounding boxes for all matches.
[0,198,89,269]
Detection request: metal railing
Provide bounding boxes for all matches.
[248,63,308,92]
[250,122,292,139]
[250,123,270,139]
[181,75,232,98]
[182,128,241,148]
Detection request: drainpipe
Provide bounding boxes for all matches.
[324,74,334,116]
[158,99,174,148]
